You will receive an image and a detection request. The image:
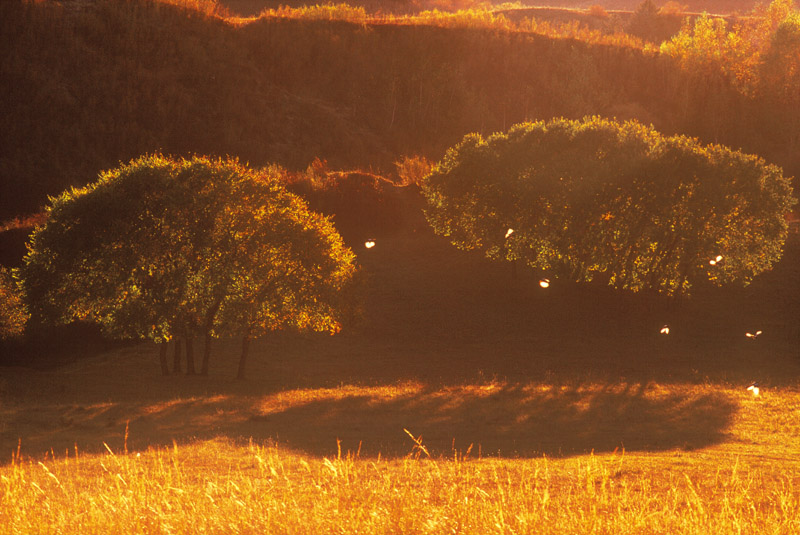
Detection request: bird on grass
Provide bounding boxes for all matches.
[747,382,760,397]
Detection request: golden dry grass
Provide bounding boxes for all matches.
[2,227,799,532]
[2,322,799,532]
[1,371,800,533]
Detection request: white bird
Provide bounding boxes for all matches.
[709,255,724,266]
[716,255,723,262]
[745,330,763,339]
[660,325,670,335]
[539,278,550,288]
[747,383,760,397]
[364,240,376,249]
[505,228,514,239]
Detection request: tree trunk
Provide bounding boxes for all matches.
[158,341,170,376]
[236,332,251,380]
[172,338,182,374]
[185,336,196,375]
[200,299,221,377]
[201,331,212,376]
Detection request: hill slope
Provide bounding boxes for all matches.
[2,0,796,223]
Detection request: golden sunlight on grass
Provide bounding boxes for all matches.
[2,348,800,533]
[2,433,799,534]
[255,381,425,415]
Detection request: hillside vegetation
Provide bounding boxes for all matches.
[2,0,798,224]
[217,0,765,17]
[1,222,799,531]
[2,1,800,532]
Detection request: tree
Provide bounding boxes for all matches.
[660,0,800,96]
[200,163,358,379]
[759,13,800,149]
[0,266,27,340]
[422,117,796,296]
[627,0,681,44]
[19,155,357,377]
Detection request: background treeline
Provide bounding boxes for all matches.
[1,0,798,225]
[217,0,764,18]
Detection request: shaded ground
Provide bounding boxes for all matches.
[1,224,797,462]
[0,369,736,460]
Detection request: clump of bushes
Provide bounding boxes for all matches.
[286,158,427,240]
[0,266,27,341]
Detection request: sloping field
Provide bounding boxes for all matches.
[218,0,762,17]
[2,214,798,459]
[1,215,799,532]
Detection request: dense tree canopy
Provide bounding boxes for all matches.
[0,266,27,340]
[19,155,357,376]
[422,117,796,296]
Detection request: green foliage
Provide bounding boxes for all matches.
[660,14,756,92]
[0,266,27,340]
[262,3,368,22]
[422,117,796,295]
[759,12,800,107]
[394,155,433,186]
[661,0,800,95]
[19,155,357,347]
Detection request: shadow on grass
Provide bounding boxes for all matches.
[3,231,794,462]
[245,382,737,458]
[1,379,737,462]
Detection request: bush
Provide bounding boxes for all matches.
[287,161,423,239]
[587,5,609,19]
[422,117,796,296]
[0,266,27,340]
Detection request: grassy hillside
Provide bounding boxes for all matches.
[1,219,799,531]
[2,1,799,532]
[2,0,796,224]
[510,0,761,14]
[217,0,764,17]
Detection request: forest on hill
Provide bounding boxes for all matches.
[0,0,798,227]
[218,0,763,17]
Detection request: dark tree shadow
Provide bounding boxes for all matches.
[242,381,737,458]
[0,378,737,462]
[1,230,794,463]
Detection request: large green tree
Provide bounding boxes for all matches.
[20,155,357,376]
[0,266,27,340]
[422,117,795,296]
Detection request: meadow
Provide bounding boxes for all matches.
[2,223,799,533]
[2,0,800,532]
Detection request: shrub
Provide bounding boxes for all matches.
[422,117,796,295]
[0,266,27,340]
[394,155,433,186]
[587,5,609,19]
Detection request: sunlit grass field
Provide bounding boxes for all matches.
[2,378,800,533]
[2,230,799,533]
